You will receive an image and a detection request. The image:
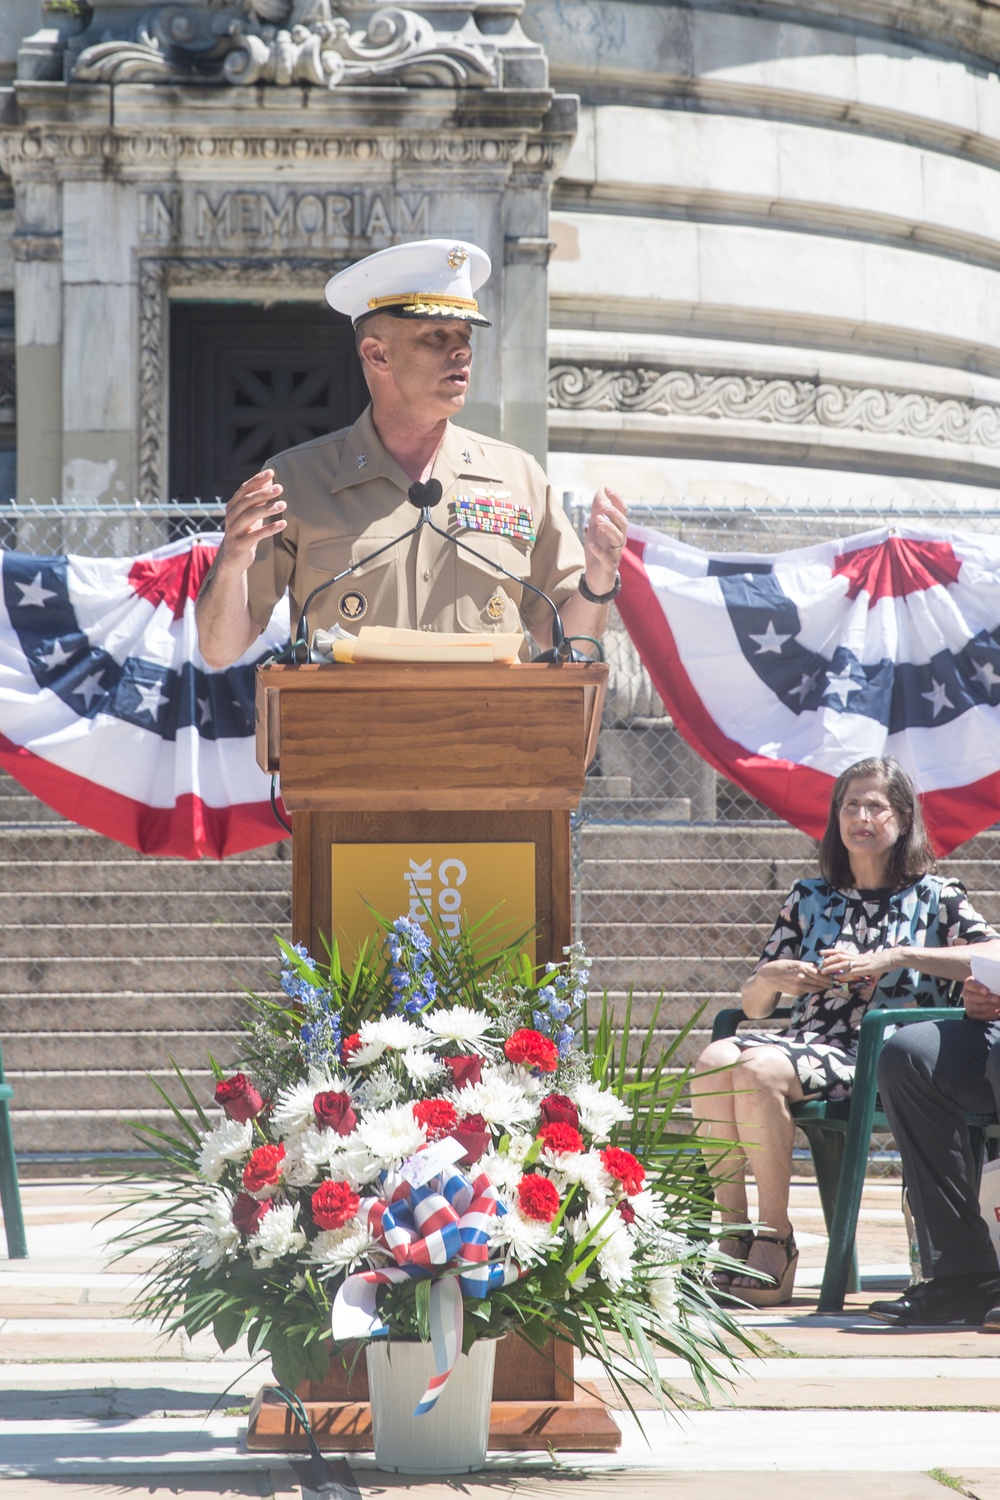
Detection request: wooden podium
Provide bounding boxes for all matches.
[249,658,620,1453]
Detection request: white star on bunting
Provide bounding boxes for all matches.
[134,681,169,720]
[16,572,57,609]
[38,639,73,671]
[824,667,864,706]
[922,679,954,718]
[972,659,1000,697]
[747,620,793,655]
[73,670,105,710]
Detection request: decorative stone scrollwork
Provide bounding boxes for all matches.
[70,2,497,88]
[547,364,1000,450]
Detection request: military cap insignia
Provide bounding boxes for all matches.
[450,488,535,543]
[448,245,468,269]
[338,590,368,621]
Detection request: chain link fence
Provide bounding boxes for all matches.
[2,493,999,1158]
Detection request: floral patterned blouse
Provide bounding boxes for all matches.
[753,875,996,1053]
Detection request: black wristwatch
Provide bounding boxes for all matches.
[578,571,622,605]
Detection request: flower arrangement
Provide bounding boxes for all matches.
[123,916,751,1417]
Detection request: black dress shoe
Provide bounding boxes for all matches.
[867,1277,1000,1327]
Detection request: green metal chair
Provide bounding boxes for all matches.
[710,1004,998,1312]
[0,1043,27,1259]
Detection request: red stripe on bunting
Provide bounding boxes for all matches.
[0,730,288,860]
[617,540,1000,858]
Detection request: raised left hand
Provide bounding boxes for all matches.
[583,487,628,590]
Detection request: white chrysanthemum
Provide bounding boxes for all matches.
[359,1103,424,1167]
[477,1149,524,1195]
[547,1148,612,1203]
[506,1131,536,1164]
[190,1191,240,1269]
[356,1064,404,1110]
[490,1206,557,1267]
[249,1203,306,1267]
[401,1049,447,1086]
[306,1222,385,1273]
[349,1016,430,1067]
[285,1127,380,1192]
[271,1077,345,1140]
[570,1081,632,1143]
[647,1270,679,1325]
[422,1006,494,1049]
[456,1069,536,1130]
[282,1128,328,1188]
[584,1204,635,1290]
[197,1118,252,1183]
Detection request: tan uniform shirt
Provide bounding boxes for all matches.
[240,407,585,640]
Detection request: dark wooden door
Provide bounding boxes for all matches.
[169,302,367,503]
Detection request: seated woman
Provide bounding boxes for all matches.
[691,756,996,1306]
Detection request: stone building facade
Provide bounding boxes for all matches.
[1,0,1000,515]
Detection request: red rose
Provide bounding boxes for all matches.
[412,1099,458,1139]
[242,1142,286,1197]
[313,1091,357,1136]
[539,1093,579,1129]
[214,1073,264,1124]
[536,1121,584,1155]
[517,1173,561,1223]
[504,1029,559,1073]
[453,1112,491,1166]
[311,1180,361,1231]
[443,1054,483,1090]
[617,1199,637,1224]
[600,1146,645,1196]
[341,1032,362,1063]
[232,1192,273,1237]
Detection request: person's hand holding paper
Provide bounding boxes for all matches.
[966,946,1000,1020]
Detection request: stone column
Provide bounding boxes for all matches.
[12,179,61,503]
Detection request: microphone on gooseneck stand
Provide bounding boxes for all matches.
[409,482,579,665]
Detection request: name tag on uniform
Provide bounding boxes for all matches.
[450,488,535,543]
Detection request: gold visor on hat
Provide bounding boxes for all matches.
[364,291,491,326]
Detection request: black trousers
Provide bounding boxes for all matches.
[877,1017,1000,1277]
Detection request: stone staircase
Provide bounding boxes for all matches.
[1,768,998,1159]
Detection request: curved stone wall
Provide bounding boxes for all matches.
[526,0,1000,509]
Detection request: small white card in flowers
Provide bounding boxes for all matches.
[400,1136,467,1188]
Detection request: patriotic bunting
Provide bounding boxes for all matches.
[617,523,1000,856]
[0,534,290,859]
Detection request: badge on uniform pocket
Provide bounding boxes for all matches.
[338,589,368,621]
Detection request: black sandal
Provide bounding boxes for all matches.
[729,1229,798,1308]
[710,1228,754,1294]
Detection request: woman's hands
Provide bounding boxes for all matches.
[757,959,827,996]
[963,978,1000,1022]
[818,946,903,985]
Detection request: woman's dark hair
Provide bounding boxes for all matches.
[817,756,936,891]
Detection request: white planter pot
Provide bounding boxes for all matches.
[365,1337,497,1474]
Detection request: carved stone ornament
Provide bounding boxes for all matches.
[548,365,1000,451]
[69,2,498,88]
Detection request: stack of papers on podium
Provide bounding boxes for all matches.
[312,624,524,664]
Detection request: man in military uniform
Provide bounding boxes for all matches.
[196,239,627,667]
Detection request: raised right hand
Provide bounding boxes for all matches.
[217,469,286,573]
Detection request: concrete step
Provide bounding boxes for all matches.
[4,1030,241,1072]
[0,921,292,960]
[9,1067,219,1111]
[0,892,290,926]
[0,857,291,894]
[0,955,280,994]
[0,993,260,1032]
[580,857,788,891]
[578,825,819,859]
[6,1108,201,1155]
[588,955,751,991]
[583,920,767,958]
[580,889,795,924]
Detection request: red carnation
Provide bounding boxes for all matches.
[242,1142,286,1197]
[517,1173,561,1223]
[214,1073,264,1124]
[539,1093,579,1129]
[341,1032,362,1063]
[536,1121,584,1155]
[232,1192,274,1237]
[504,1028,559,1073]
[313,1091,357,1136]
[311,1180,361,1231]
[453,1112,491,1166]
[600,1146,645,1196]
[412,1098,458,1139]
[617,1199,637,1224]
[443,1054,483,1090]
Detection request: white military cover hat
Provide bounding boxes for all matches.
[325,239,492,327]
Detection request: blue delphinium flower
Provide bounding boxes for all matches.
[387,916,437,1014]
[280,945,341,1073]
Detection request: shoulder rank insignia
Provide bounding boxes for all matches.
[338,589,368,621]
[449,488,535,543]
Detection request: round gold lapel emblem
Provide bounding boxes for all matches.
[339,590,368,621]
[486,591,506,622]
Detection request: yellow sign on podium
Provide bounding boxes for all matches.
[331,842,537,964]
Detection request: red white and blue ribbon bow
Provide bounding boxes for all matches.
[617,522,1000,856]
[0,534,290,858]
[331,1165,517,1414]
